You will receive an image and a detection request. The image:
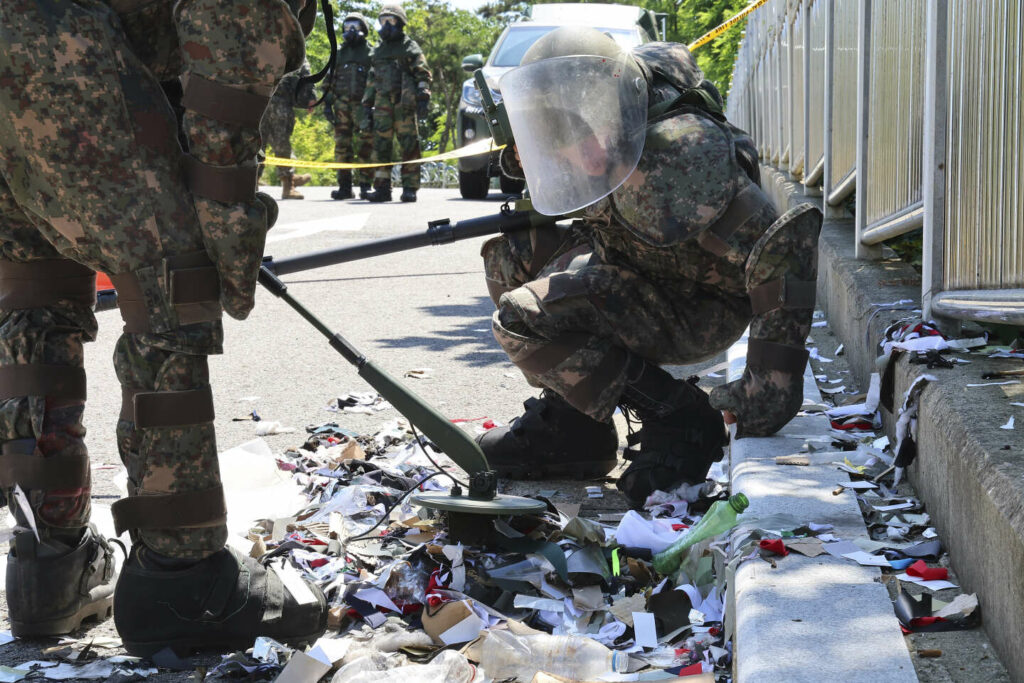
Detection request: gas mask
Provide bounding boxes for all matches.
[342,19,365,44]
[378,14,403,41]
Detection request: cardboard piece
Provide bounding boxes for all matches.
[275,651,331,683]
[421,600,485,645]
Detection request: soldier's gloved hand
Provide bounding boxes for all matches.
[416,99,428,119]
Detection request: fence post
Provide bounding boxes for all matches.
[922,0,953,331]
[854,0,881,258]
[822,0,838,218]
[801,0,817,196]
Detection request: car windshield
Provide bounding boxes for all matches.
[490,26,638,67]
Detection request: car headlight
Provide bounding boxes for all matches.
[461,80,482,108]
[460,80,501,108]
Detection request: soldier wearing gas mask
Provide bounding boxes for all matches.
[360,4,432,203]
[325,12,375,201]
[478,28,822,507]
[0,0,327,654]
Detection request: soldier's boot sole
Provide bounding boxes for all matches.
[11,594,114,638]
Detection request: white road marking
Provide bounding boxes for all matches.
[267,213,370,243]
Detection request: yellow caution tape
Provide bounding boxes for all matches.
[688,0,771,52]
[262,137,503,170]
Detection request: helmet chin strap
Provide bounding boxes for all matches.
[297,0,337,107]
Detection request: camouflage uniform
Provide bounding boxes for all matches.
[362,33,432,190]
[325,29,374,188]
[0,0,305,567]
[260,60,316,181]
[484,42,821,439]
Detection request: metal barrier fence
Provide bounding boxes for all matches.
[727,0,1024,326]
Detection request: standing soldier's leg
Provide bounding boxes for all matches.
[353,100,375,199]
[0,187,116,636]
[395,106,420,202]
[331,107,355,199]
[367,100,395,202]
[0,0,326,651]
[273,109,306,200]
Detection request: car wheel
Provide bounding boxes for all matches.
[459,168,489,199]
[499,175,525,195]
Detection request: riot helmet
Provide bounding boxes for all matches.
[498,27,648,216]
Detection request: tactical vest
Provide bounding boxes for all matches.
[330,42,372,103]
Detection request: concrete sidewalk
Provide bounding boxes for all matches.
[726,334,917,682]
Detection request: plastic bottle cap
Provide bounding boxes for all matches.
[730,492,750,512]
[610,651,630,673]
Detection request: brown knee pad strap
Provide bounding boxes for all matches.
[109,251,221,333]
[0,364,87,401]
[111,485,227,536]
[121,385,215,428]
[0,439,89,489]
[0,259,96,310]
[746,339,810,375]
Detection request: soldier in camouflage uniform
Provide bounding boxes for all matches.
[0,0,327,652]
[478,28,822,507]
[260,59,317,200]
[361,4,432,203]
[325,12,374,200]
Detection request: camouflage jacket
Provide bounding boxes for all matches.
[582,43,777,295]
[326,41,373,105]
[267,60,316,115]
[361,35,432,108]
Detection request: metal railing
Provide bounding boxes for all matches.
[726,0,1024,326]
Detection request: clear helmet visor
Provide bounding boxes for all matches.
[499,54,648,216]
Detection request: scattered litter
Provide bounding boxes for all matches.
[255,420,297,435]
[966,380,1020,387]
[0,632,14,647]
[328,392,392,414]
[403,368,434,379]
[809,348,833,363]
[1001,416,1015,430]
[585,486,604,498]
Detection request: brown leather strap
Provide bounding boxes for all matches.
[108,272,150,333]
[746,339,810,375]
[0,439,90,489]
[133,385,215,428]
[111,485,227,535]
[0,259,97,310]
[181,75,269,128]
[185,155,259,204]
[697,183,767,259]
[749,276,818,315]
[0,364,86,401]
[165,251,222,326]
[120,386,140,422]
[513,332,590,375]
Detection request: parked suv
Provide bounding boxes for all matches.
[456,3,662,199]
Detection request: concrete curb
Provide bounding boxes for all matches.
[760,166,1024,680]
[727,335,917,682]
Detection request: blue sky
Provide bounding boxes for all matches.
[447,0,486,12]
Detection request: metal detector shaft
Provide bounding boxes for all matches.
[263,209,560,276]
[257,265,496,498]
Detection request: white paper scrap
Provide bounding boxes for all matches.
[1000,416,1015,430]
[438,611,485,645]
[0,631,14,647]
[842,481,879,491]
[633,612,658,648]
[273,562,319,605]
[585,486,604,498]
[307,637,350,666]
[613,511,680,554]
[872,501,915,512]
[966,381,1020,387]
[842,551,892,567]
[897,573,958,591]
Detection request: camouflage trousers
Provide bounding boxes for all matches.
[333,99,373,186]
[371,98,421,189]
[260,103,298,179]
[0,0,227,560]
[482,224,751,422]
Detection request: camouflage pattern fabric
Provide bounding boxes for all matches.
[362,34,431,189]
[0,0,303,558]
[260,60,316,180]
[326,42,374,186]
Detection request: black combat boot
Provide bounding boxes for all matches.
[331,171,353,200]
[7,525,116,636]
[358,183,372,200]
[616,359,728,508]
[114,545,328,657]
[476,390,619,480]
[366,179,392,203]
[400,187,417,202]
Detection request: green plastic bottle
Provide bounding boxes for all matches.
[653,493,750,574]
